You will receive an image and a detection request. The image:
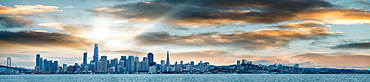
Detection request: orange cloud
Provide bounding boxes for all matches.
[38,22,63,30]
[295,9,370,25]
[0,5,61,15]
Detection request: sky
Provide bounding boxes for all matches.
[0,0,369,70]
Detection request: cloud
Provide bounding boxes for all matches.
[38,22,63,30]
[0,5,62,15]
[61,24,92,35]
[0,31,93,48]
[274,21,327,29]
[292,52,370,68]
[295,9,370,25]
[64,6,75,8]
[0,16,34,28]
[86,0,358,27]
[89,0,370,27]
[135,21,338,49]
[332,42,370,49]
[88,0,335,27]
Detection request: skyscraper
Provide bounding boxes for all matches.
[111,58,118,72]
[93,44,99,62]
[43,59,47,70]
[36,54,40,69]
[101,56,107,72]
[180,61,183,67]
[54,61,58,72]
[62,64,67,73]
[147,52,154,66]
[127,56,135,73]
[142,57,149,71]
[93,44,99,72]
[161,60,165,72]
[237,60,240,66]
[166,50,170,67]
[241,59,245,65]
[39,57,43,70]
[190,61,194,68]
[97,61,102,72]
[120,56,126,67]
[134,56,139,72]
[83,52,87,66]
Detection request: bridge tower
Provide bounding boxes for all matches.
[7,57,11,73]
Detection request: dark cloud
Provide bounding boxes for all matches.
[273,21,327,29]
[135,21,336,49]
[0,31,93,48]
[88,0,335,27]
[135,31,174,46]
[0,16,34,28]
[332,42,370,49]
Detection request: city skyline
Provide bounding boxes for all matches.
[0,0,370,70]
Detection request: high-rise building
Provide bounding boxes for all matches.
[43,59,47,70]
[237,60,240,66]
[111,58,118,72]
[160,60,165,72]
[134,56,140,72]
[136,61,141,72]
[39,57,43,70]
[101,56,107,72]
[36,54,40,69]
[54,61,58,72]
[118,59,125,73]
[120,56,126,60]
[174,61,178,71]
[83,52,87,66]
[90,61,95,72]
[180,61,183,67]
[63,64,67,73]
[190,61,194,68]
[50,60,55,71]
[241,59,245,65]
[147,52,154,66]
[93,44,99,62]
[294,64,299,69]
[141,57,149,71]
[119,60,125,67]
[166,50,170,67]
[97,61,102,72]
[120,56,126,67]
[126,56,134,73]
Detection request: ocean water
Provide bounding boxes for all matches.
[0,74,369,82]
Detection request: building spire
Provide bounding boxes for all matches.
[166,50,170,67]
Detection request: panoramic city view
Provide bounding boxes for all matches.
[0,0,369,81]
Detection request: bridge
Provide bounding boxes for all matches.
[0,57,32,74]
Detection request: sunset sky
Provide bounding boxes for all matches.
[0,0,369,70]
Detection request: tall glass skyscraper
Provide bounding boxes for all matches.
[83,52,87,66]
[36,54,40,69]
[93,44,99,62]
[147,52,154,66]
[166,50,170,67]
